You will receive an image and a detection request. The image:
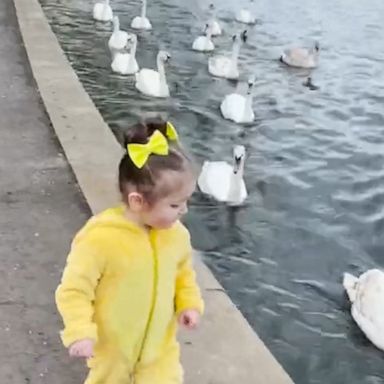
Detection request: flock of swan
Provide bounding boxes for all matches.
[92,0,319,204]
[94,0,320,116]
[92,1,384,346]
[93,0,268,207]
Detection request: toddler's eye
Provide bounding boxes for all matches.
[170,204,180,209]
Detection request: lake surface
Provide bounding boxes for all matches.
[39,0,384,382]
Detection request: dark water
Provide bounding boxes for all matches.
[39,0,384,382]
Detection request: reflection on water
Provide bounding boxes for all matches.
[39,0,384,382]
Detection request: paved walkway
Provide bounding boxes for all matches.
[0,0,89,382]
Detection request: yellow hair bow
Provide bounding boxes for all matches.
[166,121,179,141]
[127,130,169,169]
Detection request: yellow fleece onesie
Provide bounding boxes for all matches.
[56,206,204,384]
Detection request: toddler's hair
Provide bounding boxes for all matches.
[119,118,194,204]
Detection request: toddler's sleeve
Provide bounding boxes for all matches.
[55,238,104,347]
[175,233,204,315]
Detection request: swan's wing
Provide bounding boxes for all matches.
[111,53,129,73]
[135,69,160,94]
[282,48,312,67]
[93,3,102,18]
[352,304,384,351]
[237,9,254,23]
[288,48,309,60]
[94,4,113,20]
[131,59,140,73]
[349,269,384,350]
[193,36,213,51]
[220,93,246,122]
[237,9,246,18]
[344,270,384,351]
[112,54,138,75]
[240,179,248,201]
[131,17,142,29]
[109,31,129,50]
[195,36,205,43]
[354,270,384,324]
[210,20,222,35]
[198,161,233,201]
[131,17,152,30]
[192,36,204,49]
[208,56,232,77]
[93,3,102,12]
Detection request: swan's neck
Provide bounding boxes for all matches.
[129,40,137,64]
[230,40,241,68]
[311,47,319,59]
[244,91,253,117]
[141,0,147,18]
[113,18,119,32]
[104,0,110,5]
[157,58,168,92]
[228,161,245,203]
[206,27,213,40]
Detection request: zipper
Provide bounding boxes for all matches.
[132,231,159,379]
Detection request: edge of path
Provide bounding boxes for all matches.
[12,0,294,382]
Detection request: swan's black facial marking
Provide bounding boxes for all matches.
[241,30,248,43]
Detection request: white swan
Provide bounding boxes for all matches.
[207,4,222,36]
[208,30,247,80]
[192,23,215,52]
[111,34,139,75]
[220,76,255,123]
[108,16,129,54]
[280,43,320,69]
[235,9,256,24]
[131,0,152,30]
[93,0,113,22]
[135,51,170,98]
[343,269,384,351]
[198,145,247,205]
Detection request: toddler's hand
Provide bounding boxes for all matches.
[178,309,200,330]
[69,339,95,359]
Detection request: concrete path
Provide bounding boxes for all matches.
[1,0,295,382]
[0,0,90,382]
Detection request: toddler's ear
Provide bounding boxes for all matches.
[127,192,145,212]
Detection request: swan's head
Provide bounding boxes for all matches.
[209,3,215,10]
[158,51,171,63]
[233,30,248,44]
[125,33,137,49]
[303,77,319,91]
[204,22,214,36]
[233,145,246,174]
[241,30,248,43]
[247,75,255,93]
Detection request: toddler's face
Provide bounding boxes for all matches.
[143,174,196,229]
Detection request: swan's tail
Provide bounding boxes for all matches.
[343,272,359,303]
